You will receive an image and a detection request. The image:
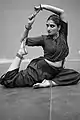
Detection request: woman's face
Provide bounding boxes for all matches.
[46,20,58,35]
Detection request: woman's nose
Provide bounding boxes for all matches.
[47,29,51,33]
[47,26,51,30]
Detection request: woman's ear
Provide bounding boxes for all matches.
[58,25,61,31]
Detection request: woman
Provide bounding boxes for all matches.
[0,4,80,88]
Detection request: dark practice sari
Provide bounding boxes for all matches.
[0,21,80,88]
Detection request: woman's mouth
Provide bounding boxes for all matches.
[48,30,51,33]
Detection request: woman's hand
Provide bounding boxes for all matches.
[34,4,43,12]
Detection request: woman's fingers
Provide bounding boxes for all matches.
[34,6,40,11]
[34,4,43,11]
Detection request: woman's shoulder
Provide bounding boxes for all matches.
[41,35,49,40]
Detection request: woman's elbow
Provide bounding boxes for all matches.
[60,12,68,23]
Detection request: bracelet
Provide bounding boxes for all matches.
[16,53,24,60]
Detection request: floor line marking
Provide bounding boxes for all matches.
[49,81,53,120]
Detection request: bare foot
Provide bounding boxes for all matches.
[33,79,57,89]
[18,41,28,56]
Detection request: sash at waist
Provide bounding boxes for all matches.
[45,59,62,68]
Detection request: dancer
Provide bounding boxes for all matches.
[0,4,80,88]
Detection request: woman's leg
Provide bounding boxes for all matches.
[0,41,31,88]
[7,40,28,72]
[52,68,80,86]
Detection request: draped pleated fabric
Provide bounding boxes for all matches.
[0,57,80,88]
[0,20,80,88]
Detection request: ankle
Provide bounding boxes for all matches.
[16,53,24,60]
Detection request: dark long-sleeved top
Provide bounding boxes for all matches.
[26,20,69,62]
[0,20,80,88]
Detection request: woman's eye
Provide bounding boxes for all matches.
[46,24,49,27]
[50,25,55,28]
[46,24,55,28]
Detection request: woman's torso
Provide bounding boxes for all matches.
[43,33,69,63]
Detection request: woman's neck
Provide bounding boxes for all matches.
[52,32,59,40]
[48,32,59,40]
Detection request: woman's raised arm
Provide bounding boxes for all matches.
[34,4,67,22]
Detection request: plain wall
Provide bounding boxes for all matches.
[0,0,80,61]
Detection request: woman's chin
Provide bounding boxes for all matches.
[48,33,53,35]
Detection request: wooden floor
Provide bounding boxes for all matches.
[0,60,80,120]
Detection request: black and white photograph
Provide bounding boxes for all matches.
[0,0,80,120]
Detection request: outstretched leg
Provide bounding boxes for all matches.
[0,41,29,88]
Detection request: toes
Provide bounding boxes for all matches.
[33,80,50,88]
[33,83,40,86]
[52,81,57,86]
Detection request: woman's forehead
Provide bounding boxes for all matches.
[46,20,56,25]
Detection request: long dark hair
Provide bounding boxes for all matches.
[47,14,61,27]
